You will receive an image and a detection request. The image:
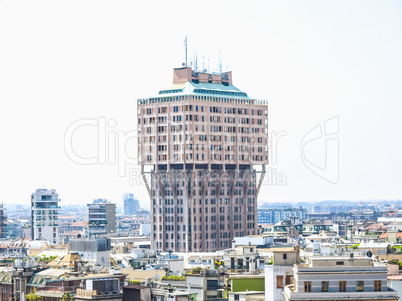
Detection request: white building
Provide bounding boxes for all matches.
[283,256,398,301]
[139,223,151,236]
[265,247,300,301]
[31,188,60,244]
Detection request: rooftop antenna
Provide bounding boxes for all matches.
[208,58,210,73]
[195,53,198,72]
[184,36,188,67]
[202,56,205,72]
[193,49,195,70]
[219,51,222,74]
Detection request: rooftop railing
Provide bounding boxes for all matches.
[137,95,268,106]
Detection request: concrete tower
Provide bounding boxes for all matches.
[138,67,268,252]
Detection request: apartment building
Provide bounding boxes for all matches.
[258,208,306,224]
[137,66,268,252]
[31,188,60,244]
[87,201,116,234]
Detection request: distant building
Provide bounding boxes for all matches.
[258,208,306,224]
[0,203,6,238]
[87,202,116,234]
[31,188,60,244]
[123,193,140,216]
[93,198,108,204]
[136,210,150,219]
[282,256,398,301]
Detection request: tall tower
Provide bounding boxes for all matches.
[31,188,60,244]
[138,67,268,252]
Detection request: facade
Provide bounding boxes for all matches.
[30,188,60,244]
[258,208,306,224]
[283,257,398,301]
[87,202,116,234]
[123,193,140,216]
[138,66,268,252]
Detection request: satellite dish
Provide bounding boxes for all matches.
[153,274,161,281]
[367,251,373,258]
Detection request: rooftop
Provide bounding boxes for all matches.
[138,66,267,106]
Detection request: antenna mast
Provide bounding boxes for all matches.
[184,36,188,67]
[219,51,222,74]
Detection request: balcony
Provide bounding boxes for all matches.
[283,285,398,301]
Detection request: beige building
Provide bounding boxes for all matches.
[138,66,268,252]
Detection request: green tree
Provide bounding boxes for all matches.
[62,292,72,301]
[27,288,41,301]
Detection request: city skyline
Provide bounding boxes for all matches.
[0,1,401,207]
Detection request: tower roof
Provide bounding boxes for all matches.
[156,81,250,99]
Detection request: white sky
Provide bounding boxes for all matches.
[0,0,401,209]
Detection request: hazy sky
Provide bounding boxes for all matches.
[0,1,401,209]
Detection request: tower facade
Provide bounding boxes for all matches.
[31,188,60,244]
[138,67,268,252]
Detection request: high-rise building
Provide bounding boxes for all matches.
[0,203,6,239]
[31,188,60,244]
[138,66,268,252]
[87,202,116,234]
[123,193,140,215]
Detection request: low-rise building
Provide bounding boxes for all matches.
[283,256,398,301]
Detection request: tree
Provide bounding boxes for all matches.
[62,292,72,301]
[27,288,41,301]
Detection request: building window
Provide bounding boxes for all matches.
[374,280,382,291]
[321,281,329,292]
[336,261,344,265]
[276,276,283,288]
[283,254,287,260]
[339,281,347,292]
[356,281,364,291]
[304,281,312,292]
[285,275,293,286]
